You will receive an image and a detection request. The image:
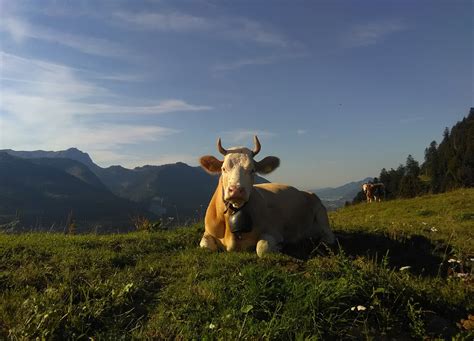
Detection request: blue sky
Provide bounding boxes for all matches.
[0,0,472,188]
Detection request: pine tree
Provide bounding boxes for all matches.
[423,141,441,192]
[398,155,422,197]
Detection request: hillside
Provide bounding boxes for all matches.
[0,153,152,231]
[1,189,472,339]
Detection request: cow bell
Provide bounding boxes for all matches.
[228,207,253,234]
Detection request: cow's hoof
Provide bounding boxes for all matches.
[199,234,218,251]
[256,239,270,257]
[256,236,279,257]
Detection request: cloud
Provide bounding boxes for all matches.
[343,19,407,48]
[114,11,212,32]
[1,16,132,59]
[297,129,307,135]
[212,56,275,73]
[220,130,276,145]
[0,52,211,155]
[113,11,288,47]
[212,52,308,74]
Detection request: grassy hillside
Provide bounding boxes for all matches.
[0,189,473,339]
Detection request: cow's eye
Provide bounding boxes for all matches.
[251,168,256,174]
[222,167,227,172]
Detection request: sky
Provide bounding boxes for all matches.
[0,0,472,189]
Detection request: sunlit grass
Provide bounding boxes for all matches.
[0,189,473,339]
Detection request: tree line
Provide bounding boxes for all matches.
[352,108,474,204]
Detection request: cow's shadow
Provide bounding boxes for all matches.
[282,230,452,277]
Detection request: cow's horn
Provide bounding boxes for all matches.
[217,138,228,155]
[252,135,261,156]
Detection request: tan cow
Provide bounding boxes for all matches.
[199,136,336,257]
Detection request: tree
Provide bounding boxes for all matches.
[405,154,420,178]
[423,141,441,193]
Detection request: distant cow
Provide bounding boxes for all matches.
[362,182,385,203]
[199,136,336,257]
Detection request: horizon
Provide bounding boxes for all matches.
[1,1,472,188]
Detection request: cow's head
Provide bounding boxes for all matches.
[362,183,368,193]
[200,136,280,208]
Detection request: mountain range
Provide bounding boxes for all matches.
[1,147,368,231]
[311,177,372,210]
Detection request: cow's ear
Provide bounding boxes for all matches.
[200,155,223,174]
[255,156,280,174]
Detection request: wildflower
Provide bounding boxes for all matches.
[208,323,216,329]
[430,227,438,232]
[422,222,427,225]
[448,258,461,263]
[400,266,411,271]
[351,305,367,311]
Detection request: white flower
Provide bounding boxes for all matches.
[357,305,367,311]
[448,259,461,263]
[400,266,411,271]
[430,227,438,232]
[422,222,428,225]
[208,323,216,329]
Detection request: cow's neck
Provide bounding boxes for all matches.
[214,176,228,215]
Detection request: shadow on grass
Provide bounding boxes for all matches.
[283,231,453,277]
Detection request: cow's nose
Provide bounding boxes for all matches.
[228,185,245,197]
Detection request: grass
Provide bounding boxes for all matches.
[0,189,473,339]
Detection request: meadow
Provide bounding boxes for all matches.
[0,189,473,339]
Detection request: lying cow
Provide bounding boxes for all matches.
[199,136,336,257]
[362,182,385,203]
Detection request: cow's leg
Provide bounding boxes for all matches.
[256,234,280,257]
[199,232,218,251]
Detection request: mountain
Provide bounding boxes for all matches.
[1,148,268,222]
[0,152,153,232]
[311,177,373,210]
[3,147,97,169]
[28,157,107,190]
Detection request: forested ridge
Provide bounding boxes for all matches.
[352,108,474,204]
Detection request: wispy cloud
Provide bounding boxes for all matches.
[212,52,308,74]
[1,16,132,59]
[342,19,407,48]
[114,11,212,32]
[212,56,276,73]
[297,129,307,135]
[113,11,288,47]
[0,52,211,164]
[220,130,276,145]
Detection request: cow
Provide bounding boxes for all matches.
[199,136,336,257]
[362,182,385,203]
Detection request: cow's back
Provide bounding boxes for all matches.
[254,183,324,243]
